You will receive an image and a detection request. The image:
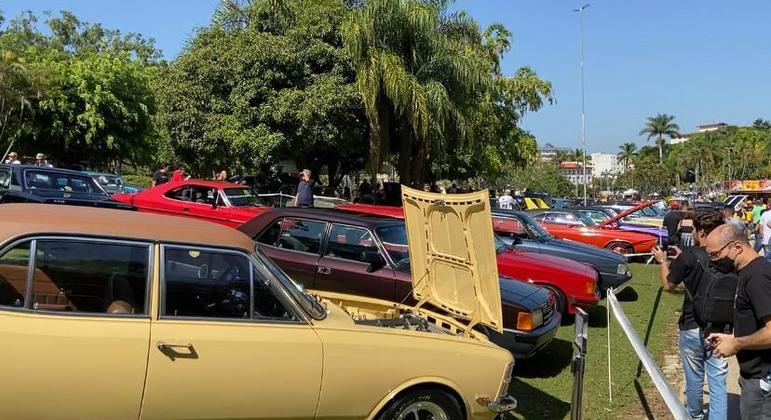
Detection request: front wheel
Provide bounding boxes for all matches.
[606,241,633,255]
[377,389,464,420]
[543,285,567,317]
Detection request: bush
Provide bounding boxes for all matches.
[123,175,153,188]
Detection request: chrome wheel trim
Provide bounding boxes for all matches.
[396,401,449,420]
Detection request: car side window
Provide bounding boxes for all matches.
[162,246,294,321]
[165,186,191,201]
[324,224,379,263]
[0,168,10,190]
[553,214,578,225]
[256,219,283,246]
[0,241,31,308]
[493,217,529,240]
[31,240,150,314]
[276,218,326,254]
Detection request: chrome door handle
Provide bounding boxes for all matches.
[317,266,331,275]
[157,342,198,361]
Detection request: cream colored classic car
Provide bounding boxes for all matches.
[0,187,515,420]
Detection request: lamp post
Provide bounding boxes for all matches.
[574,4,590,205]
[725,147,734,182]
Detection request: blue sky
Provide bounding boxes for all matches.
[4,1,771,153]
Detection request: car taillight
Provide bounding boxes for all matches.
[516,312,533,331]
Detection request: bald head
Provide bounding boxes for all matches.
[704,221,754,265]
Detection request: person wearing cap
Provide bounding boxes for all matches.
[35,153,53,168]
[4,152,20,164]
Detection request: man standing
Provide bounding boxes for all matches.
[663,201,685,249]
[4,152,20,164]
[707,223,771,419]
[295,169,315,208]
[35,153,53,167]
[498,189,515,210]
[760,202,771,261]
[171,164,186,182]
[651,211,728,419]
[152,163,170,187]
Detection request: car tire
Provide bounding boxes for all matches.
[377,388,464,420]
[606,241,633,255]
[543,285,567,317]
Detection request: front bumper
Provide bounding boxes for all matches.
[488,395,518,414]
[486,309,561,359]
[598,270,633,291]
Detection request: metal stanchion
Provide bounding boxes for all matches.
[571,307,589,420]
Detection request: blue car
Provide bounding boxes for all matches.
[84,171,142,194]
[492,208,632,292]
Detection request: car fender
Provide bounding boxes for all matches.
[366,376,468,420]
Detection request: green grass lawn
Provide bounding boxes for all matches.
[506,263,683,419]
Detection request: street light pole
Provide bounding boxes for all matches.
[574,4,590,205]
[725,147,733,182]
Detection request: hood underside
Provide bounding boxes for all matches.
[402,186,503,333]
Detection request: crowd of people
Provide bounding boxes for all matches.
[3,152,54,167]
[653,200,771,419]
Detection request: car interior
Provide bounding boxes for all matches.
[325,225,378,263]
[166,186,219,206]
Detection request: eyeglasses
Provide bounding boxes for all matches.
[708,241,736,260]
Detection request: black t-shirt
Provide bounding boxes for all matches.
[667,247,706,331]
[663,211,684,246]
[734,257,771,379]
[153,170,169,185]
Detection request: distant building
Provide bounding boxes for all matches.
[670,122,728,144]
[559,161,593,186]
[590,152,624,175]
[538,143,572,163]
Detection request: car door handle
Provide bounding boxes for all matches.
[317,266,331,275]
[157,342,198,360]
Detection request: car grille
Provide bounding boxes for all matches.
[541,296,555,323]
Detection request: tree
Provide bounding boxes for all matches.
[639,113,679,163]
[157,0,368,178]
[752,118,771,130]
[497,162,573,197]
[616,142,637,172]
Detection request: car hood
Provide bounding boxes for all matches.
[497,247,596,281]
[542,236,626,264]
[402,186,503,333]
[600,200,660,226]
[498,275,549,311]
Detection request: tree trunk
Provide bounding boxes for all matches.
[658,135,663,163]
[397,124,412,186]
[411,139,427,185]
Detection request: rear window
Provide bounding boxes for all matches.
[25,170,104,195]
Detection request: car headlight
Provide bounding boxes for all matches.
[516,309,543,331]
[617,263,629,275]
[585,280,596,295]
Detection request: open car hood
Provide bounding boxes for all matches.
[402,186,503,333]
[600,200,659,227]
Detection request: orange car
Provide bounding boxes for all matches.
[525,210,659,255]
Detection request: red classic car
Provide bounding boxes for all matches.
[526,209,659,255]
[112,180,269,228]
[335,203,599,315]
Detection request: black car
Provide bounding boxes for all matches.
[0,164,133,210]
[240,208,561,359]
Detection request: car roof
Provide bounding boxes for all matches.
[2,164,94,176]
[239,207,403,236]
[0,204,255,251]
[84,171,121,177]
[167,179,247,189]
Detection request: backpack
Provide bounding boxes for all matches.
[686,248,739,331]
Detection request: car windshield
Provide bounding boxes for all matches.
[92,174,124,193]
[25,170,106,196]
[518,213,552,239]
[494,234,508,253]
[573,212,597,226]
[252,248,326,320]
[375,225,410,268]
[224,187,264,207]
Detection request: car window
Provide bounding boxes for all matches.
[162,247,294,321]
[24,170,102,194]
[256,218,283,246]
[0,167,10,189]
[0,241,31,308]
[552,214,581,225]
[31,240,150,314]
[224,187,263,207]
[325,224,380,263]
[165,185,217,205]
[375,225,409,266]
[492,217,530,240]
[276,218,326,254]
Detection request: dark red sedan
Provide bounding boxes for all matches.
[113,180,269,228]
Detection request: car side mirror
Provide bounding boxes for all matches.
[511,234,523,245]
[361,250,386,272]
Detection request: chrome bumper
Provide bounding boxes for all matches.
[487,395,517,413]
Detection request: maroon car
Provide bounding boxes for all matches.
[238,208,561,359]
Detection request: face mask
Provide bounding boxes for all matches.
[712,257,735,274]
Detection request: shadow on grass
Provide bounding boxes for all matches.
[616,286,639,302]
[515,338,573,378]
[506,377,572,420]
[587,304,608,328]
[633,379,655,419]
[636,286,664,378]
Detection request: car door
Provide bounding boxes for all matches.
[183,186,233,226]
[140,244,322,420]
[255,217,325,288]
[0,237,152,420]
[314,223,397,301]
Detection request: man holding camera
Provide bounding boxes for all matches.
[652,211,728,419]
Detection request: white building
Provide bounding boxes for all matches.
[590,152,624,175]
[670,122,728,144]
[559,161,593,186]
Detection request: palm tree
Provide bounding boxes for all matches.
[343,0,489,183]
[639,113,679,163]
[752,118,771,130]
[617,142,637,172]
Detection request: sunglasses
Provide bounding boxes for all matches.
[708,241,736,260]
